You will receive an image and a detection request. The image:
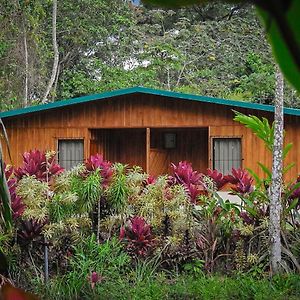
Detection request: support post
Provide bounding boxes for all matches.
[146,128,150,173]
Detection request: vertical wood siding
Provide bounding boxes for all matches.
[1,93,299,181]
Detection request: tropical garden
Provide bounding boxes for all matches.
[1,0,300,299]
[1,112,300,299]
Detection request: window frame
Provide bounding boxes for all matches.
[57,138,85,170]
[210,136,243,173]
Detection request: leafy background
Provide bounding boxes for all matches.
[0,0,299,111]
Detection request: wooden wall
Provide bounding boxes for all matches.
[91,129,146,169]
[149,128,208,176]
[1,93,300,181]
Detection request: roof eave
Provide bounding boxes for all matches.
[0,86,300,118]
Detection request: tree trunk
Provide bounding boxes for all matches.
[23,20,29,107]
[52,62,60,101]
[269,68,284,274]
[42,0,59,103]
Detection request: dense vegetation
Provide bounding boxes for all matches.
[1,114,300,298]
[1,1,300,298]
[0,1,299,111]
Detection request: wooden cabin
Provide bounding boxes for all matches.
[1,86,300,181]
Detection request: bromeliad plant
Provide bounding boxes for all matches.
[119,216,155,257]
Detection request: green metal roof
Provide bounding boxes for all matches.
[1,86,300,118]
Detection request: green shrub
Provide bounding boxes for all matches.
[35,235,131,299]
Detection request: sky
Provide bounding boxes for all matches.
[131,0,141,6]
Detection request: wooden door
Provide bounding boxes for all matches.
[149,149,169,176]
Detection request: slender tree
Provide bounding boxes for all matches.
[269,68,284,274]
[42,0,59,103]
[22,19,29,107]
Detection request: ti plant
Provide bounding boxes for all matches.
[119,216,155,257]
[14,149,64,182]
[85,153,113,187]
[6,166,25,219]
[171,161,206,204]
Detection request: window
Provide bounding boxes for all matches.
[58,139,84,170]
[164,133,176,149]
[213,138,241,174]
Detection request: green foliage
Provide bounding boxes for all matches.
[234,110,293,159]
[234,111,274,151]
[47,191,78,223]
[143,0,300,94]
[35,273,300,300]
[257,1,300,94]
[38,235,131,299]
[232,52,275,102]
[106,163,129,214]
[17,176,49,221]
[233,111,294,190]
[0,0,134,107]
[0,158,12,232]
[71,169,102,214]
[2,2,299,108]
[0,119,12,231]
[183,258,205,276]
[131,255,162,283]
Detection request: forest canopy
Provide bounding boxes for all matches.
[0,0,299,110]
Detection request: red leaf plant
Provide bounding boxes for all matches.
[170,161,207,204]
[17,219,47,246]
[119,216,154,257]
[207,169,232,190]
[14,150,63,182]
[226,168,254,194]
[239,211,254,225]
[4,164,25,219]
[7,178,25,219]
[89,271,104,289]
[145,175,156,185]
[288,175,300,208]
[85,154,113,187]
